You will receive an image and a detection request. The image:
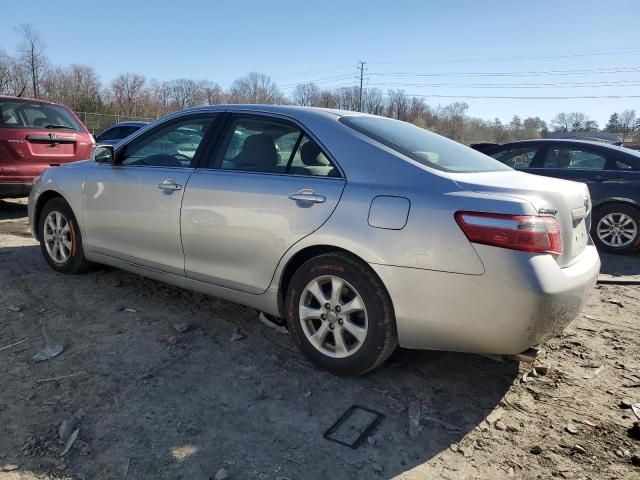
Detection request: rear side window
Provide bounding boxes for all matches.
[0,100,81,131]
[490,146,538,169]
[340,115,511,173]
[615,160,633,170]
[543,147,606,170]
[97,126,123,141]
[212,116,340,177]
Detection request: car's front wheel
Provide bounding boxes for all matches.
[592,203,640,254]
[285,252,397,375]
[38,197,90,273]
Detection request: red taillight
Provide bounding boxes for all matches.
[455,211,563,255]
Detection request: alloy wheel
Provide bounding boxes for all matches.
[596,212,638,248]
[43,211,72,264]
[298,275,368,358]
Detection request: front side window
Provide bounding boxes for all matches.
[490,146,538,169]
[340,115,511,173]
[543,147,606,170]
[213,116,339,177]
[0,100,81,130]
[119,116,213,167]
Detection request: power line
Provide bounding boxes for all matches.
[275,65,354,85]
[381,93,640,100]
[369,46,640,65]
[367,80,640,89]
[368,66,640,78]
[279,74,356,90]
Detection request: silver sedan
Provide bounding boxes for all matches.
[28,105,600,375]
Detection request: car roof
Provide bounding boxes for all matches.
[108,121,148,127]
[0,95,64,106]
[161,104,370,122]
[492,138,640,159]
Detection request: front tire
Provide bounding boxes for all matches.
[592,203,640,254]
[285,252,397,375]
[38,197,90,273]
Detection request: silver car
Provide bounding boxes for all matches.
[28,105,600,375]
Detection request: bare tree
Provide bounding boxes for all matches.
[439,102,468,141]
[200,80,224,105]
[111,73,146,116]
[168,78,205,109]
[292,82,320,106]
[228,72,281,104]
[619,109,637,142]
[551,112,570,132]
[16,23,47,98]
[42,64,102,111]
[363,88,386,115]
[317,90,337,108]
[386,89,409,120]
[0,49,14,94]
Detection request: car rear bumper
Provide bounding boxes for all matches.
[370,244,600,355]
[0,182,32,198]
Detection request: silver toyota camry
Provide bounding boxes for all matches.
[28,105,600,375]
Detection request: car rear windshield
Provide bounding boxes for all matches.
[340,115,512,173]
[0,99,82,131]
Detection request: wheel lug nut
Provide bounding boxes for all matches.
[338,319,343,325]
[335,305,341,313]
[321,314,327,320]
[329,324,334,330]
[324,303,331,309]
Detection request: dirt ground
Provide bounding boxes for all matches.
[1,198,639,480]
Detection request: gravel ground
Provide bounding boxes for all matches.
[1,198,639,480]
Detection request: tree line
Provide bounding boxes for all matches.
[1,24,637,143]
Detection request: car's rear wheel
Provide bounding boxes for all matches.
[38,197,90,273]
[285,252,397,375]
[592,203,640,254]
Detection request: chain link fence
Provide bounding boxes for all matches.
[74,112,155,135]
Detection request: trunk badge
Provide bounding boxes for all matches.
[538,208,558,215]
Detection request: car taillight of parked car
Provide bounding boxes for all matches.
[455,211,563,255]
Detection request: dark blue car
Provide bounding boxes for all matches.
[481,139,640,254]
[95,121,148,146]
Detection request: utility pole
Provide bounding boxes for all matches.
[357,61,366,112]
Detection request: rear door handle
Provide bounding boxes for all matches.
[158,179,182,191]
[288,189,326,204]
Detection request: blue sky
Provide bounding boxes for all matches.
[1,0,638,125]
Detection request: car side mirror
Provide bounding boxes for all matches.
[94,144,115,163]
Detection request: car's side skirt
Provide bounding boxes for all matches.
[86,252,281,317]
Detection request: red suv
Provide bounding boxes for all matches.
[0,96,94,198]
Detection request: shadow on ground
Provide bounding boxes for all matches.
[599,251,640,278]
[0,243,519,479]
[0,199,28,221]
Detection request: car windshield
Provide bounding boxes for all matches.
[0,99,82,131]
[341,115,512,173]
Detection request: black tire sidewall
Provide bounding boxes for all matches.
[591,204,640,254]
[285,253,396,375]
[38,198,88,273]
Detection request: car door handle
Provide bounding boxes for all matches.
[288,189,326,204]
[157,179,182,191]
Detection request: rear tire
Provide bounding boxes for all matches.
[591,203,640,255]
[285,252,397,375]
[38,197,91,273]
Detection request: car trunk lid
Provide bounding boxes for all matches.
[448,170,591,267]
[25,131,79,161]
